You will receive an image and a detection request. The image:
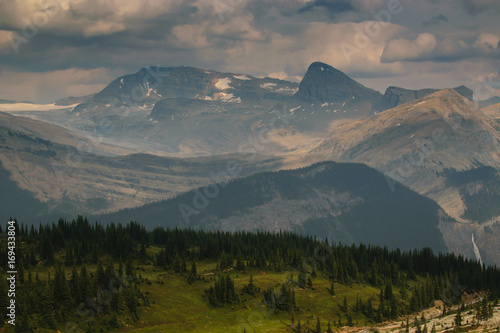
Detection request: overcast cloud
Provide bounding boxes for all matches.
[0,0,499,103]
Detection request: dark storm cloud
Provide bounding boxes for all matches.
[0,2,200,73]
[459,0,500,15]
[298,0,356,19]
[422,14,448,26]
[0,0,499,103]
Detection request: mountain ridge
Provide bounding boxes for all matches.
[95,161,448,253]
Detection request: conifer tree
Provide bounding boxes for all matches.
[455,305,463,327]
[342,295,348,312]
[327,321,333,333]
[329,279,335,296]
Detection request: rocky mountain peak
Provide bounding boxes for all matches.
[381,85,473,110]
[293,62,383,106]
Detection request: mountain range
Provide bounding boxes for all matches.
[95,161,448,253]
[1,61,499,264]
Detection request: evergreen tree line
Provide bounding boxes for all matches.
[3,217,500,331]
[150,227,500,300]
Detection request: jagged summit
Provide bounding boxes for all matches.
[293,62,383,105]
[381,85,473,109]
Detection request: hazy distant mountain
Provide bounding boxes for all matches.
[381,85,473,110]
[268,62,384,133]
[54,94,95,106]
[0,111,282,221]
[96,161,448,253]
[0,99,34,104]
[477,96,500,109]
[72,66,298,115]
[482,102,500,119]
[58,66,300,155]
[314,89,500,173]
[312,89,500,264]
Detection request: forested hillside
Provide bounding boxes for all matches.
[1,217,499,332]
[96,162,448,253]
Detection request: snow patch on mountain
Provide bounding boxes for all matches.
[276,87,298,94]
[260,83,277,90]
[234,75,251,80]
[218,92,241,103]
[141,81,154,97]
[215,78,233,90]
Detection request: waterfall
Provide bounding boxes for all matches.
[472,233,483,267]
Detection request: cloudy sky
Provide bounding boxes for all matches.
[0,0,499,103]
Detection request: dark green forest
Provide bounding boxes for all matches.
[1,217,499,332]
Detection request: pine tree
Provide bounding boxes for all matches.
[181,256,187,273]
[481,297,490,321]
[316,316,321,333]
[244,274,257,296]
[16,301,33,333]
[65,247,74,266]
[347,313,354,327]
[40,287,56,329]
[188,261,197,285]
[236,250,245,271]
[307,276,313,289]
[342,295,348,312]
[390,296,399,319]
[327,321,333,333]
[329,280,335,296]
[455,305,462,327]
[18,262,25,285]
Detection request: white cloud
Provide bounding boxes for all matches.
[382,33,437,62]
[473,33,499,51]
